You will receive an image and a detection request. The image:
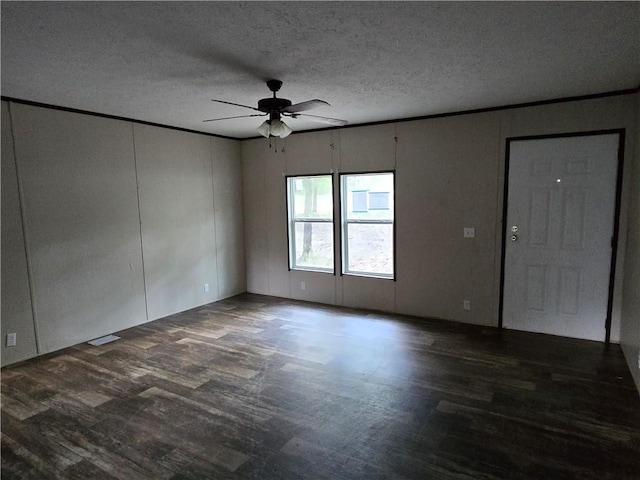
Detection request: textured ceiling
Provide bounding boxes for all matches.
[2,1,639,139]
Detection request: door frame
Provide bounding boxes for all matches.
[498,129,626,344]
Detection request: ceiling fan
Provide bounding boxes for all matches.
[203,79,347,138]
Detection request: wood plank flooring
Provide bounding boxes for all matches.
[2,293,639,479]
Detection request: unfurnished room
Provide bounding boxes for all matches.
[1,2,639,479]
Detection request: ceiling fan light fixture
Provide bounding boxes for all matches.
[257,120,271,138]
[256,118,292,138]
[269,118,285,137]
[280,121,292,138]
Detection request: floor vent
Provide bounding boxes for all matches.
[87,335,120,346]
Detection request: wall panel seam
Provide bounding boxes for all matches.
[265,143,271,295]
[210,139,221,300]
[131,123,150,321]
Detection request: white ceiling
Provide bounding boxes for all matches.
[2,1,638,139]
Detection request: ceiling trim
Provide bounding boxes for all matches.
[4,86,638,142]
[0,96,238,141]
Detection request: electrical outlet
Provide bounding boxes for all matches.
[204,283,209,293]
[6,333,16,347]
[463,227,475,238]
[463,300,471,311]
[637,351,640,369]
[300,281,306,290]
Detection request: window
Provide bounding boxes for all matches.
[286,174,334,272]
[341,172,394,279]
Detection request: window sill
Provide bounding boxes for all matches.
[290,267,334,274]
[342,271,395,280]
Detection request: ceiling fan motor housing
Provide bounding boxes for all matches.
[258,97,292,114]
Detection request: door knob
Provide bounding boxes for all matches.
[511,235,518,242]
[511,225,519,233]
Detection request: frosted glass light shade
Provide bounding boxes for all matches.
[256,118,292,138]
[280,121,292,138]
[270,118,284,136]
[257,120,271,138]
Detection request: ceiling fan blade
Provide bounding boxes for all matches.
[203,114,266,123]
[211,99,262,112]
[281,99,330,114]
[288,113,347,126]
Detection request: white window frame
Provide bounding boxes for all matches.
[340,172,395,279]
[286,174,334,273]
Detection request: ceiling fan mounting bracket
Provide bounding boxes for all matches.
[266,79,283,93]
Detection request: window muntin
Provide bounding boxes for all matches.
[341,172,395,279]
[287,175,334,273]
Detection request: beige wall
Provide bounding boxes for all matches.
[242,94,638,350]
[135,125,219,320]
[10,104,147,355]
[396,113,501,323]
[241,140,270,295]
[212,137,246,299]
[620,95,640,392]
[1,102,38,365]
[1,101,245,366]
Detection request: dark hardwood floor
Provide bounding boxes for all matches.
[2,293,639,479]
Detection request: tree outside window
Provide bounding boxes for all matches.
[286,175,334,272]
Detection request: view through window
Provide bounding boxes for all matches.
[286,175,334,272]
[341,172,395,278]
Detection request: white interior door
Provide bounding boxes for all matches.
[503,134,619,341]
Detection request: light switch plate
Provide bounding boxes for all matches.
[463,227,475,238]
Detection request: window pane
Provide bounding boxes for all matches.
[291,176,333,219]
[346,223,393,276]
[344,173,394,220]
[294,222,334,270]
[287,174,334,273]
